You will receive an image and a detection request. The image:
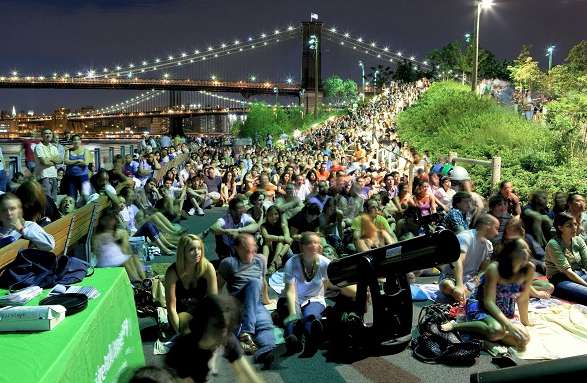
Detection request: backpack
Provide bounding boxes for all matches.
[410,303,481,366]
[0,248,93,291]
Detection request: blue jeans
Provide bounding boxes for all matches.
[284,300,325,338]
[551,270,587,305]
[235,279,275,360]
[0,170,7,192]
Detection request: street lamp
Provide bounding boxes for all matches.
[472,0,494,93]
[546,45,556,72]
[358,61,365,96]
[308,34,319,118]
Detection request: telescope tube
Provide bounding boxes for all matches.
[328,230,460,287]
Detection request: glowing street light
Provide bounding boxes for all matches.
[286,78,293,84]
[472,0,495,92]
[546,45,556,71]
[358,61,365,95]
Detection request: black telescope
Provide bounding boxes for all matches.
[326,229,460,352]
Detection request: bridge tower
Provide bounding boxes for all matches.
[168,90,184,136]
[301,21,323,114]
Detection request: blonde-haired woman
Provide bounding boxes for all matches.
[165,234,218,334]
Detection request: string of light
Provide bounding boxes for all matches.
[26,25,300,80]
[322,25,431,70]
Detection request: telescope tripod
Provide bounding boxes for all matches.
[331,255,413,355]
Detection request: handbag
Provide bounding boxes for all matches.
[411,303,481,366]
[0,249,93,291]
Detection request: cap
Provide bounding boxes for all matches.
[449,166,470,181]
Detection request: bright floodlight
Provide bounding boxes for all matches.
[286,78,293,84]
[546,45,555,54]
[480,0,494,9]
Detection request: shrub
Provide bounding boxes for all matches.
[396,81,586,200]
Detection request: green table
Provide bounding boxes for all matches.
[0,268,145,383]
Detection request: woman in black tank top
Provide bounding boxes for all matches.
[165,234,218,334]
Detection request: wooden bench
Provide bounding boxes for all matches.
[0,152,191,269]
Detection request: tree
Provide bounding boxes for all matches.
[547,92,587,157]
[392,60,419,83]
[365,64,394,90]
[565,40,587,73]
[323,76,358,106]
[507,46,545,92]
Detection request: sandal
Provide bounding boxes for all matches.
[239,332,258,355]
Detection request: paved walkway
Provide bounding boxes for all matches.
[139,209,534,383]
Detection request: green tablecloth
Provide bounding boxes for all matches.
[0,267,145,383]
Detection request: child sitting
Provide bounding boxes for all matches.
[441,239,533,349]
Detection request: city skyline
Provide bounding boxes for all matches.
[1,0,585,112]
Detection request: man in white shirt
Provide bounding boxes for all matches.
[34,128,62,200]
[438,214,499,302]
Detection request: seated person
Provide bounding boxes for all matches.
[15,180,60,226]
[545,212,587,305]
[254,173,277,203]
[211,197,259,260]
[352,199,396,252]
[307,181,331,212]
[93,209,145,282]
[58,196,76,217]
[488,194,512,244]
[442,191,473,234]
[220,171,238,206]
[260,206,292,274]
[274,183,303,220]
[247,191,266,224]
[278,232,341,355]
[439,214,499,302]
[118,196,176,256]
[218,234,275,367]
[288,203,321,253]
[165,234,217,334]
[521,191,553,248]
[88,169,122,208]
[395,205,422,241]
[318,198,345,253]
[165,295,264,383]
[0,193,55,251]
[441,239,532,350]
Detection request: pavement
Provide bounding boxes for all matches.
[139,207,538,383]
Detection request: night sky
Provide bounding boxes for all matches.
[1,0,585,113]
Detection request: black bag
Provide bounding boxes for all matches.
[0,249,93,291]
[411,303,481,366]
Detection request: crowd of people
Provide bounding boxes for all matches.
[1,77,587,383]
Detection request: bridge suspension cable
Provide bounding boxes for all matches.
[322,25,431,70]
[69,25,301,80]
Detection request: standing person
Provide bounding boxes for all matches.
[545,212,587,305]
[218,234,275,368]
[22,134,40,175]
[34,128,61,201]
[165,235,217,334]
[63,134,92,203]
[0,146,7,192]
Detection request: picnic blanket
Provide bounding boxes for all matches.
[512,301,587,360]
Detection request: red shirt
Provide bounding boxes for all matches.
[23,139,40,161]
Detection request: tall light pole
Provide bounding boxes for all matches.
[374,70,380,95]
[472,0,494,93]
[309,34,319,118]
[358,60,365,97]
[546,45,556,72]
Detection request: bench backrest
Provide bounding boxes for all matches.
[0,152,190,269]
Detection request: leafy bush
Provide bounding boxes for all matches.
[396,81,587,200]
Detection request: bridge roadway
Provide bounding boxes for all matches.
[0,77,301,96]
[66,107,250,121]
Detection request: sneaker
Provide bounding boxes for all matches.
[196,207,205,216]
[187,208,196,216]
[239,332,258,355]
